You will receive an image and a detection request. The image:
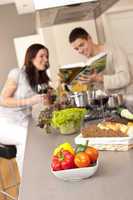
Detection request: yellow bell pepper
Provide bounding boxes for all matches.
[53,142,75,156]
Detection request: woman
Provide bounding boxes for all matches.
[0,43,51,175]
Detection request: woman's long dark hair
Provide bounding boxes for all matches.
[24,43,50,91]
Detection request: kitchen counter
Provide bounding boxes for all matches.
[19,118,133,200]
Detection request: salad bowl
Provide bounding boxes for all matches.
[51,160,99,181]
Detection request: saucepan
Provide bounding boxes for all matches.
[69,90,109,108]
[69,91,89,107]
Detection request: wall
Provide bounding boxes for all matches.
[0,3,36,90]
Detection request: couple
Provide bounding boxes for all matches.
[0,27,132,174]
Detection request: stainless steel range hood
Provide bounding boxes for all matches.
[36,0,119,27]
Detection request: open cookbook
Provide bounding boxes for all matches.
[59,52,107,85]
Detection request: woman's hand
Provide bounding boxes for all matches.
[30,94,46,105]
[31,94,53,105]
[41,94,52,105]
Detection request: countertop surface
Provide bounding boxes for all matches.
[19,118,133,200]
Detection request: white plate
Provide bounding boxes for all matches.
[51,161,98,181]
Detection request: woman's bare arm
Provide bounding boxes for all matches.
[0,78,43,107]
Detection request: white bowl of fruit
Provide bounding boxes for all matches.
[51,142,99,181]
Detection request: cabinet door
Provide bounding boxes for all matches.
[14,34,44,68]
[102,6,133,77]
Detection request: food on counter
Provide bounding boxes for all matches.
[85,147,99,163]
[75,143,87,154]
[71,82,89,92]
[118,108,133,120]
[57,83,68,98]
[97,122,128,133]
[51,108,87,134]
[128,122,133,127]
[81,122,128,137]
[37,100,72,133]
[51,150,75,171]
[75,142,99,164]
[74,152,91,168]
[37,106,53,133]
[53,143,75,156]
[51,142,99,171]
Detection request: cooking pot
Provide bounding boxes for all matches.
[69,92,89,107]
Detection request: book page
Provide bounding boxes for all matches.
[59,52,107,86]
[70,52,107,85]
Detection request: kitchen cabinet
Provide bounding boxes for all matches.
[101,0,133,84]
[14,34,44,68]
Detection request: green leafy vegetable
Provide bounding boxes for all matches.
[51,108,87,131]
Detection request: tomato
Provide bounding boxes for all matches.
[74,152,91,168]
[85,146,99,163]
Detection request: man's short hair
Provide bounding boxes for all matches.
[69,27,91,43]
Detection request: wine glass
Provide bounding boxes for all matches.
[36,83,48,94]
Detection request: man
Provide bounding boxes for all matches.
[69,27,133,95]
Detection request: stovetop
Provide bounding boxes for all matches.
[84,107,128,124]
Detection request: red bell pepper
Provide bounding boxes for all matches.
[51,150,75,171]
